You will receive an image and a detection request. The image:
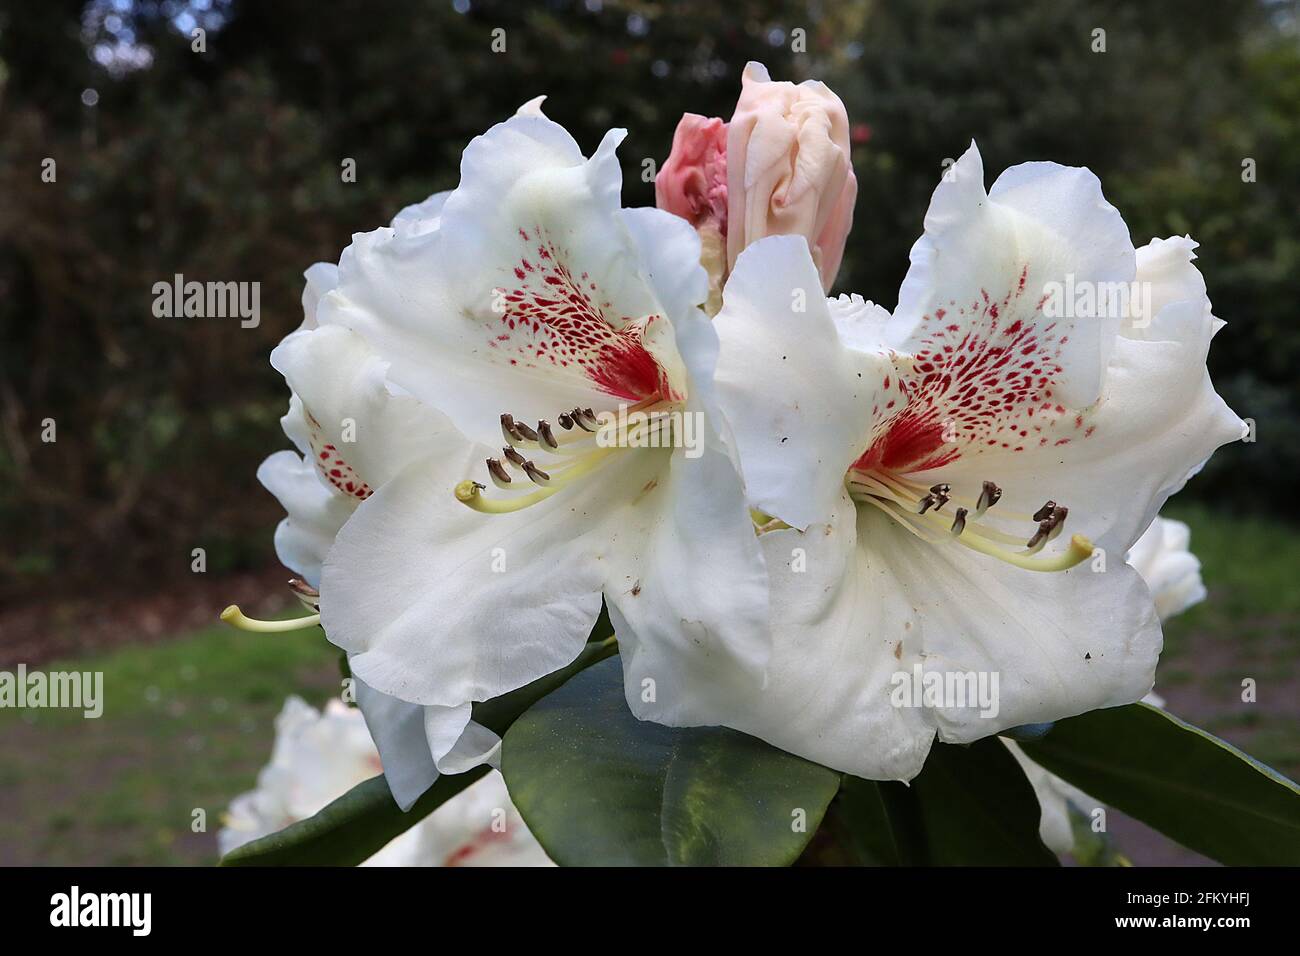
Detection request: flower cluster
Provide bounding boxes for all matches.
[233,63,1244,817]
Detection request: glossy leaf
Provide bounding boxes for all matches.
[1021,702,1300,866]
[501,658,841,866]
[894,738,1060,866]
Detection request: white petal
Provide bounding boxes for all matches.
[256,449,354,588]
[934,297,1243,554]
[619,205,707,394]
[349,679,503,812]
[891,143,1135,410]
[270,325,454,494]
[1005,739,1097,856]
[1127,516,1206,621]
[851,503,1163,743]
[321,117,676,450]
[299,261,339,331]
[418,770,555,866]
[698,491,934,780]
[714,235,898,529]
[389,189,451,238]
[610,431,771,729]
[354,678,447,811]
[435,716,503,774]
[321,447,661,707]
[1127,236,1208,340]
[713,495,1160,773]
[827,293,892,353]
[514,95,548,117]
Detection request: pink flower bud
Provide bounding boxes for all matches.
[725,62,857,291]
[655,114,729,234]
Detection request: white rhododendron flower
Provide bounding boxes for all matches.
[250,220,501,811]
[1010,513,1205,855]
[1125,514,1206,622]
[708,143,1244,780]
[311,111,770,734]
[220,697,552,867]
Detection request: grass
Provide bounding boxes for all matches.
[0,503,1296,865]
[0,617,339,865]
[1153,501,1300,778]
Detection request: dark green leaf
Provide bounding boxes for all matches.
[501,658,841,866]
[220,637,617,866]
[897,738,1060,866]
[803,775,904,866]
[1020,702,1300,866]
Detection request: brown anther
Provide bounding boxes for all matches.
[950,507,968,536]
[918,494,937,515]
[929,483,951,496]
[1026,518,1054,550]
[1033,500,1057,522]
[513,420,540,443]
[558,412,575,430]
[573,407,597,432]
[287,579,320,599]
[523,461,551,485]
[502,446,528,467]
[501,413,524,443]
[977,480,1002,513]
[538,420,558,450]
[1047,505,1069,540]
[486,458,512,485]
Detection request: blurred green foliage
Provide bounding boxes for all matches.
[1,0,1296,599]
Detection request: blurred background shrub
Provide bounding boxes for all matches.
[1,0,1295,602]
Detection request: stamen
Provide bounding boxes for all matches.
[502,445,528,469]
[288,578,320,612]
[975,480,1002,517]
[486,458,513,488]
[523,460,551,486]
[455,447,618,514]
[221,605,321,632]
[287,579,319,600]
[558,412,575,430]
[1025,519,1053,553]
[501,413,528,446]
[1033,500,1057,522]
[1047,505,1068,541]
[513,420,540,443]
[537,420,558,450]
[848,470,1091,571]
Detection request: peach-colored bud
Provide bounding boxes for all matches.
[655,114,729,233]
[725,62,857,292]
